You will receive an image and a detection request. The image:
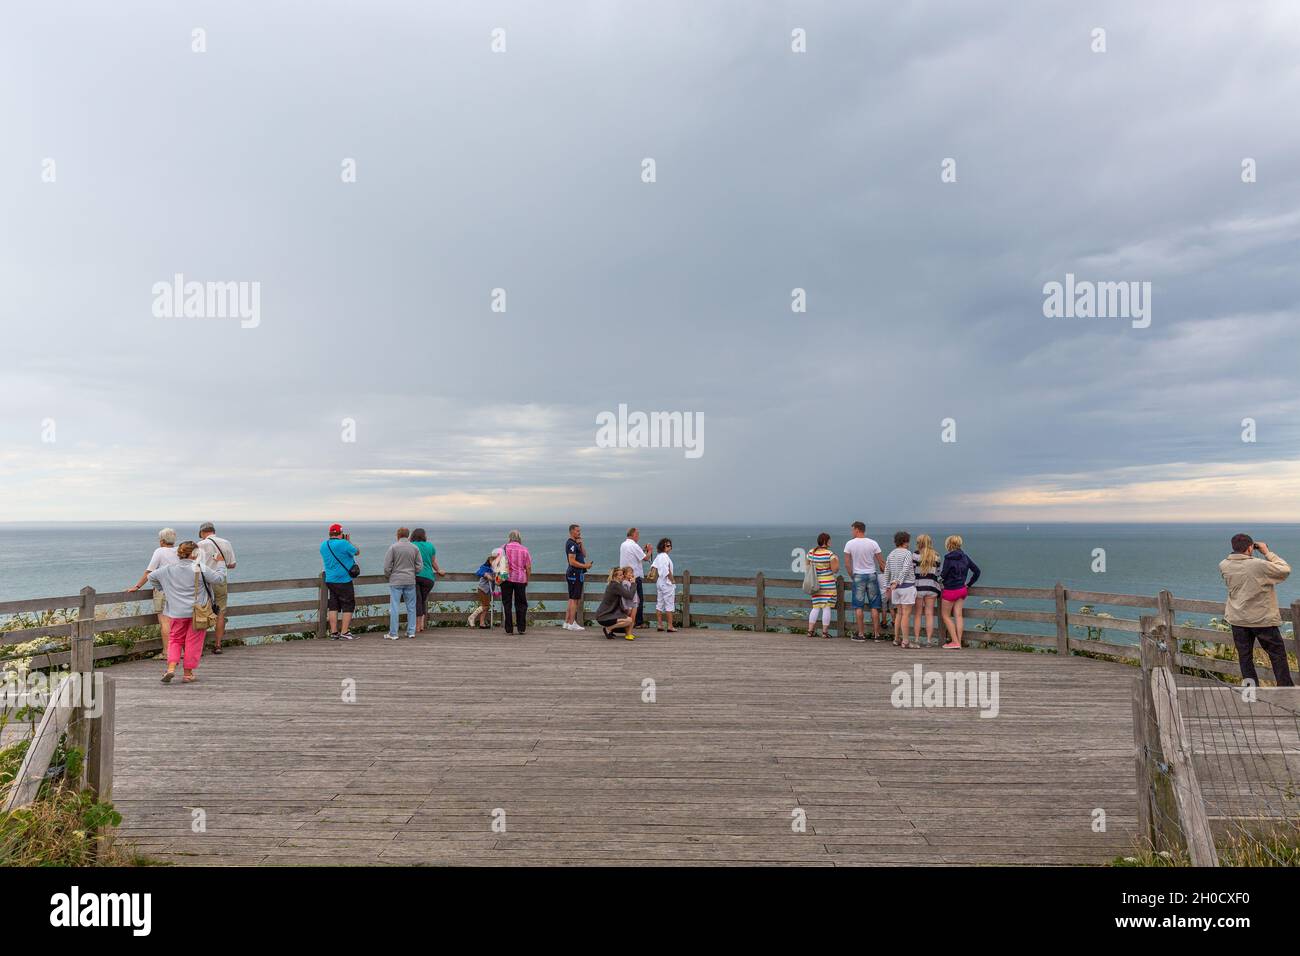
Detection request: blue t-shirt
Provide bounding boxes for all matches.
[321,538,359,584]
[565,538,586,581]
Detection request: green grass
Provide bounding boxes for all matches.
[0,708,159,867]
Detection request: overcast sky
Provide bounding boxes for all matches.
[3,1,1299,523]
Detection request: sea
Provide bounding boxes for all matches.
[2,522,1297,613]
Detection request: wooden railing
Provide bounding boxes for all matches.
[1,610,119,851]
[1132,618,1300,866]
[2,575,1297,684]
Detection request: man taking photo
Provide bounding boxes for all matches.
[1219,533,1294,687]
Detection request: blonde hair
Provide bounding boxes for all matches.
[916,534,939,575]
[944,534,963,552]
[158,527,177,546]
[606,567,623,583]
[177,540,198,559]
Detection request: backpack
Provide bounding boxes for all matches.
[492,547,510,583]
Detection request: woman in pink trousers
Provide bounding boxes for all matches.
[147,540,227,683]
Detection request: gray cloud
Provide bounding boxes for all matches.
[3,0,1299,522]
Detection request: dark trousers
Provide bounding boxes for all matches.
[501,581,528,634]
[1230,625,1295,686]
[635,577,645,626]
[415,577,434,619]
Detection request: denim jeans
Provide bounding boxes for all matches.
[389,584,417,636]
[851,573,882,610]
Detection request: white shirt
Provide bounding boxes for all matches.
[145,546,179,573]
[619,538,647,576]
[844,536,882,575]
[197,535,236,572]
[651,552,673,585]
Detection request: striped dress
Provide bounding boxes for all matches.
[808,547,836,607]
[913,550,942,599]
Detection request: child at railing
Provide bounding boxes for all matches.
[467,554,495,629]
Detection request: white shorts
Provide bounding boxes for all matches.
[656,582,676,612]
[889,585,916,606]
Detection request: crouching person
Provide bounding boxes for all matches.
[148,540,226,684]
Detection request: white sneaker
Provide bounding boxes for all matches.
[385,633,400,641]
[561,622,575,630]
[570,623,585,631]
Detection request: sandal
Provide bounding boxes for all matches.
[182,675,197,683]
[211,645,223,655]
[160,671,174,683]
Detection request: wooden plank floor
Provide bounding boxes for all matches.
[106,626,1139,865]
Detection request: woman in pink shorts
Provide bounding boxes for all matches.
[938,534,981,649]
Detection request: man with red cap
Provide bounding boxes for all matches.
[320,523,361,639]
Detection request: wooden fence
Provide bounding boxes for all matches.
[5,573,1297,863]
[2,574,1297,682]
[1,629,118,850]
[1132,618,1300,866]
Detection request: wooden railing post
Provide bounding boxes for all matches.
[680,570,691,629]
[1053,582,1069,656]
[1150,666,1218,866]
[1131,674,1154,850]
[316,572,328,639]
[755,572,766,633]
[835,576,846,638]
[1137,615,1183,857]
[86,674,117,855]
[1157,588,1175,650]
[67,585,96,788]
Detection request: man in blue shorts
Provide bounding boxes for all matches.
[843,521,885,642]
[563,523,593,631]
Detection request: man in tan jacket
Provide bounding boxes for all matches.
[1219,533,1294,687]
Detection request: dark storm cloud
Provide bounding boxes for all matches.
[2,0,1298,520]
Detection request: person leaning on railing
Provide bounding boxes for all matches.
[1219,533,1294,687]
[126,527,179,635]
[196,522,236,654]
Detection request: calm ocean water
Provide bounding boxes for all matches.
[2,522,1297,611]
